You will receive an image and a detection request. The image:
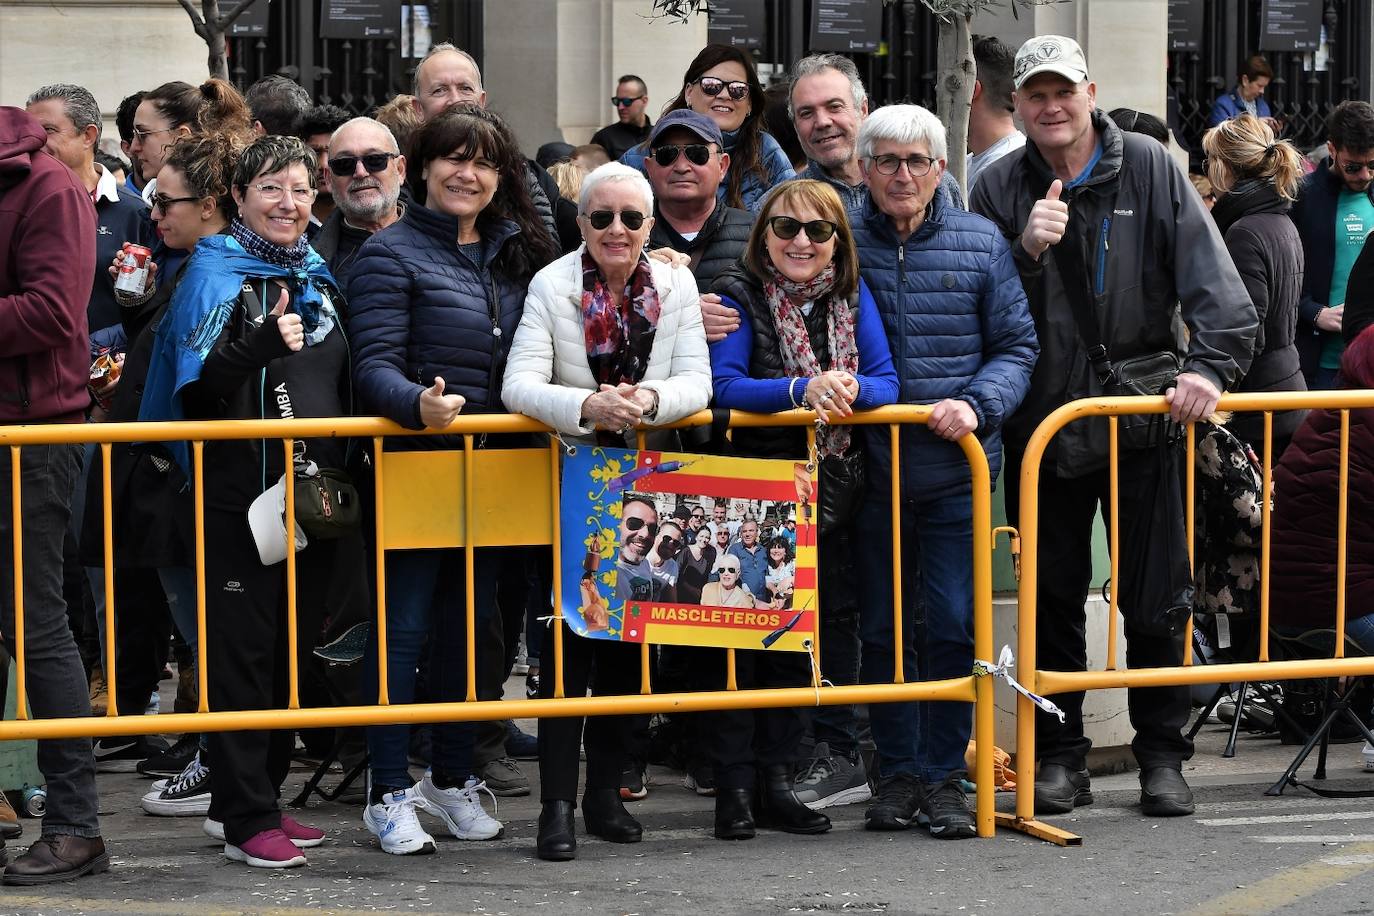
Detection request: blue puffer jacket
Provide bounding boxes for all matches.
[851,183,1038,496]
[346,203,528,448]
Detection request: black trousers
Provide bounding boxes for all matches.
[536,623,641,802]
[204,506,359,845]
[110,567,172,720]
[701,647,811,790]
[1004,448,1193,771]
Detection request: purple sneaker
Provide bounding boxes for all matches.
[280,814,325,848]
[224,828,307,868]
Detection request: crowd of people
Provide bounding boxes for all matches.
[1,29,1371,883]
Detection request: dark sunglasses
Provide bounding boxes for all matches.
[611,95,645,107]
[623,516,658,536]
[327,152,398,177]
[1339,158,1374,175]
[692,76,750,101]
[767,216,838,243]
[651,144,713,168]
[586,209,646,231]
[691,512,706,519]
[657,533,684,551]
[151,193,200,212]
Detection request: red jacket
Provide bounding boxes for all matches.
[0,107,94,423]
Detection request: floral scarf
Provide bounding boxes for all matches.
[764,261,858,457]
[582,249,660,387]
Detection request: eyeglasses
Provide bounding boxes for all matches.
[657,533,683,551]
[246,183,317,204]
[328,152,398,177]
[586,209,646,231]
[691,512,706,520]
[870,153,937,177]
[651,144,713,168]
[151,194,200,213]
[611,95,645,107]
[623,516,658,536]
[717,563,741,574]
[131,125,175,143]
[692,76,750,102]
[767,216,838,243]
[1338,157,1374,175]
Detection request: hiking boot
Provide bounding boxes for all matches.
[363,787,436,856]
[1034,763,1093,815]
[917,772,977,839]
[174,663,198,714]
[141,751,210,817]
[87,667,107,718]
[224,828,306,869]
[794,743,873,810]
[477,757,530,797]
[414,774,503,840]
[138,733,200,778]
[864,772,921,831]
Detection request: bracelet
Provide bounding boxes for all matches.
[788,377,804,409]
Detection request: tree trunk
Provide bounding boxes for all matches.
[935,12,975,200]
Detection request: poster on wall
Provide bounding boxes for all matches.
[320,0,400,40]
[559,448,818,652]
[707,0,766,51]
[809,0,882,54]
[229,0,272,37]
[1166,0,1204,52]
[1259,0,1322,53]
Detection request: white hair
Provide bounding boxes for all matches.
[856,104,947,162]
[329,116,400,155]
[577,162,654,215]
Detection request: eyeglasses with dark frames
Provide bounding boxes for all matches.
[767,216,838,244]
[623,516,658,536]
[870,153,938,177]
[151,194,201,213]
[651,144,714,168]
[586,209,646,231]
[611,96,645,107]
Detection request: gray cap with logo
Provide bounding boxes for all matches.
[1013,35,1089,90]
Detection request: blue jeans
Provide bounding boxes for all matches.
[856,492,974,783]
[364,548,497,791]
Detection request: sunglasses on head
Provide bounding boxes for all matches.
[611,95,644,107]
[692,76,750,102]
[651,144,713,168]
[327,152,398,177]
[586,209,646,231]
[767,216,838,243]
[623,516,658,536]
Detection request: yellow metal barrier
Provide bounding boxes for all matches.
[1005,390,1374,846]
[0,406,999,837]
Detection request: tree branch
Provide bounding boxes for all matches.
[176,0,211,40]
[214,0,262,32]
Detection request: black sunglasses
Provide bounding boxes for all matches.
[1339,158,1374,175]
[651,144,713,168]
[151,193,200,212]
[327,152,398,177]
[586,209,646,231]
[611,95,645,107]
[624,516,658,536]
[692,76,750,102]
[767,216,838,243]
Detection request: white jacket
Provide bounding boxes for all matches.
[502,246,712,439]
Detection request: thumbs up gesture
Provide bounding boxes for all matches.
[418,375,466,429]
[271,290,305,352]
[1022,178,1069,261]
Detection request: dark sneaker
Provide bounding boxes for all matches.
[138,733,200,778]
[794,744,873,810]
[619,766,648,801]
[917,773,976,839]
[1034,763,1093,815]
[477,757,531,797]
[141,751,211,817]
[683,763,716,797]
[94,736,168,773]
[505,721,538,761]
[1140,767,1195,817]
[864,772,921,831]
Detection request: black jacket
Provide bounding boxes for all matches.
[1290,163,1374,381]
[1344,240,1374,346]
[591,118,652,161]
[1210,180,1307,443]
[649,202,753,293]
[970,111,1257,475]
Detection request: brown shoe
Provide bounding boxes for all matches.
[174,662,198,714]
[2,835,109,885]
[0,793,20,840]
[88,667,108,718]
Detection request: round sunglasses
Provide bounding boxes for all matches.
[586,209,646,231]
[651,144,713,168]
[767,216,838,243]
[692,76,749,102]
[327,152,399,177]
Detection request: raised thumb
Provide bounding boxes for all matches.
[1046,178,1064,202]
[269,289,290,318]
[427,376,445,397]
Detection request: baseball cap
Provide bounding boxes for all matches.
[1013,35,1089,90]
[647,109,723,148]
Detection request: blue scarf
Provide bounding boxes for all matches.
[139,234,337,474]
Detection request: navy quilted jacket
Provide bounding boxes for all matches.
[851,184,1038,496]
[346,203,527,448]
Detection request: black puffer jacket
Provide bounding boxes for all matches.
[650,201,753,293]
[1211,179,1307,444]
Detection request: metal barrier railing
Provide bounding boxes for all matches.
[0,406,999,837]
[1005,390,1374,846]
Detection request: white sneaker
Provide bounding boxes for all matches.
[363,787,437,855]
[141,752,211,816]
[413,774,503,840]
[1363,741,1374,773]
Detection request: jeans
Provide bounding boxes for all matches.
[0,442,101,837]
[856,491,974,783]
[364,548,498,791]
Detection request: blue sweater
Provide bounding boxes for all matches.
[1209,88,1272,128]
[623,127,795,212]
[710,277,899,413]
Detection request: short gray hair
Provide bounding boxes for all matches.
[787,54,867,120]
[857,104,947,162]
[329,116,400,155]
[412,42,484,97]
[27,83,102,140]
[577,162,653,216]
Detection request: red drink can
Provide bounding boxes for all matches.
[114,244,154,295]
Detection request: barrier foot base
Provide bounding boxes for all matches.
[995,812,1083,846]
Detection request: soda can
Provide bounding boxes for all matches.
[113,244,154,295]
[21,786,46,818]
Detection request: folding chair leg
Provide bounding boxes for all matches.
[1188,683,1229,741]
[1265,703,1347,796]
[1223,682,1249,758]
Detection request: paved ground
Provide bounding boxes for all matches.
[3,685,1374,915]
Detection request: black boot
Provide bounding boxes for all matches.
[536,800,576,861]
[757,764,830,835]
[582,788,643,843]
[713,788,755,840]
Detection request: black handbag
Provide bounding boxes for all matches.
[1118,432,1194,638]
[294,466,361,539]
[818,448,865,535]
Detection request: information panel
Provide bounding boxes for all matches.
[1167,0,1204,53]
[319,0,400,40]
[809,0,882,54]
[707,0,766,51]
[1259,0,1323,52]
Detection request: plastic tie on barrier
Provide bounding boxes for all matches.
[801,638,835,706]
[974,645,1066,723]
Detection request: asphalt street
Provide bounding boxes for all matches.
[3,687,1374,915]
